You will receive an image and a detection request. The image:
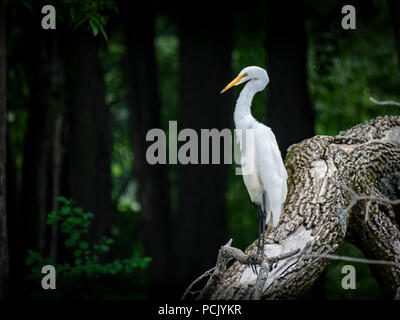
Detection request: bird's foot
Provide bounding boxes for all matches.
[246,253,263,276]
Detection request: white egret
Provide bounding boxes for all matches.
[220,66,288,269]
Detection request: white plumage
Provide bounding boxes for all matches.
[221,66,288,247]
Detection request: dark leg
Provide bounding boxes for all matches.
[248,205,264,275]
[260,193,267,255]
[256,205,263,255]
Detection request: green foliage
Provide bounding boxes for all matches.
[64,0,118,40]
[10,0,118,40]
[100,35,142,214]
[308,0,400,136]
[25,197,151,299]
[304,0,397,298]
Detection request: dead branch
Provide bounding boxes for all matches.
[185,237,400,300]
[302,253,400,266]
[183,239,300,300]
[332,179,400,222]
[189,116,400,300]
[369,96,400,107]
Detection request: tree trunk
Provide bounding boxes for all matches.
[6,134,19,297]
[46,115,63,260]
[387,0,400,68]
[200,115,400,299]
[62,30,112,246]
[0,1,9,299]
[266,0,314,157]
[21,30,63,257]
[123,4,174,293]
[176,3,233,290]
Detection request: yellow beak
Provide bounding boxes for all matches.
[220,73,247,94]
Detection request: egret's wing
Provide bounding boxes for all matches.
[254,124,288,227]
[234,129,243,165]
[234,128,253,173]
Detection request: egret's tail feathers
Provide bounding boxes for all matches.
[265,210,271,226]
[271,206,282,228]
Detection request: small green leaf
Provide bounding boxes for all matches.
[73,207,83,214]
[25,257,34,266]
[74,17,87,30]
[79,241,89,249]
[70,230,80,240]
[100,26,109,42]
[69,6,76,21]
[57,196,69,204]
[60,205,71,215]
[104,238,114,245]
[89,17,100,36]
[74,249,82,257]
[86,212,94,219]
[65,239,76,247]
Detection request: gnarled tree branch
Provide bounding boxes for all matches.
[194,115,400,300]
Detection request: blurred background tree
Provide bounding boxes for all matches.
[0,0,399,299]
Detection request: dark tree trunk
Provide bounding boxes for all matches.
[20,23,64,265]
[387,0,400,68]
[6,134,19,297]
[175,2,233,290]
[46,115,63,260]
[62,31,112,246]
[123,4,173,294]
[266,0,314,157]
[0,1,9,299]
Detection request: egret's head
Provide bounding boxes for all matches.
[220,66,269,94]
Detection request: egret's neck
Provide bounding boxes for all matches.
[234,82,257,129]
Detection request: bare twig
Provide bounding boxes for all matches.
[191,239,301,300]
[369,96,400,107]
[190,234,400,300]
[302,253,400,267]
[181,267,216,300]
[330,179,400,222]
[196,239,235,300]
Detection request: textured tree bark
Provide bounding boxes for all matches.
[0,1,8,299]
[199,115,400,300]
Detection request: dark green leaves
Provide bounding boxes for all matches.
[25,196,151,298]
[65,0,118,41]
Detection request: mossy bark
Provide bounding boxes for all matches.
[201,115,400,299]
